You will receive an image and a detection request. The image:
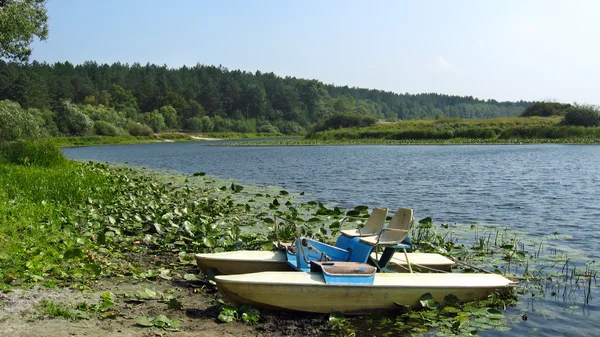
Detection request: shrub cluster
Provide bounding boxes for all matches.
[0,139,67,167]
[309,113,377,134]
[562,105,600,127]
[520,102,572,117]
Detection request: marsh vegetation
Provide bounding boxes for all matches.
[1,141,596,336]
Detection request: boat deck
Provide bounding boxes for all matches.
[216,271,514,288]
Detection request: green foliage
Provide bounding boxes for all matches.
[185,116,214,132]
[158,105,180,130]
[0,99,40,141]
[108,84,138,111]
[29,107,60,137]
[311,113,377,133]
[273,120,306,135]
[302,116,600,143]
[218,302,260,324]
[139,111,165,132]
[37,300,83,321]
[80,104,127,127]
[328,312,355,337]
[257,121,279,134]
[520,101,572,117]
[0,139,66,167]
[562,104,600,127]
[0,0,48,62]
[0,61,532,136]
[58,101,92,136]
[126,121,154,136]
[93,120,125,136]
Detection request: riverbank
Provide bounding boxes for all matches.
[50,117,600,147]
[52,132,291,147]
[1,141,597,336]
[0,157,329,336]
[301,117,600,145]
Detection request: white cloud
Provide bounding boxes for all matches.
[427,56,461,74]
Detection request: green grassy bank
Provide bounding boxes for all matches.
[50,131,287,147]
[305,117,600,144]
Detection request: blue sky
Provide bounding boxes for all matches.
[31,0,600,105]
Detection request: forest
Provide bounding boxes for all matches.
[0,60,532,138]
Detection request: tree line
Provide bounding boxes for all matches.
[0,60,532,138]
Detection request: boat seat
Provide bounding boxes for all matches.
[340,207,388,237]
[359,208,414,246]
[359,229,411,246]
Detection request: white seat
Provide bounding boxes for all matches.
[340,207,388,237]
[359,208,414,246]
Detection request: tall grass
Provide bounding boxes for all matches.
[0,139,67,167]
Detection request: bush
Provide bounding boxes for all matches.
[58,101,93,136]
[562,105,600,127]
[138,111,166,132]
[94,121,123,136]
[0,100,40,141]
[0,139,67,167]
[257,123,279,134]
[520,102,572,117]
[273,120,306,135]
[312,113,377,133]
[185,116,214,132]
[126,121,154,136]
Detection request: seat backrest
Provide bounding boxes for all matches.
[379,208,414,242]
[388,208,414,230]
[360,207,388,235]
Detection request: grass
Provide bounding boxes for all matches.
[37,300,82,320]
[303,116,600,144]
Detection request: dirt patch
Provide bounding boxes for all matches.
[188,135,222,141]
[0,277,327,337]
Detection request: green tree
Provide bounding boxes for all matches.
[139,111,165,132]
[158,105,179,129]
[0,0,48,62]
[109,84,138,111]
[562,105,600,127]
[521,102,571,117]
[0,100,40,140]
[57,101,92,136]
[186,116,214,132]
[93,120,123,136]
[126,121,153,136]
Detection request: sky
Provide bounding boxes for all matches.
[30,0,600,105]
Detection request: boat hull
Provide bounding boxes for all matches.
[215,271,515,313]
[196,251,454,275]
[195,251,294,275]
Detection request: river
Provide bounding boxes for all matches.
[63,142,600,336]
